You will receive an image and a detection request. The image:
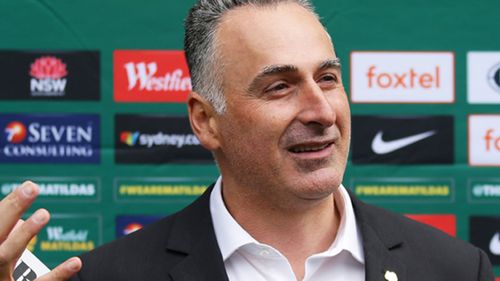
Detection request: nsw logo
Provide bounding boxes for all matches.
[29,56,68,97]
[352,115,454,164]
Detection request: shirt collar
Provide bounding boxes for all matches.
[210,176,364,263]
[210,177,257,260]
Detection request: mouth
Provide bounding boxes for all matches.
[287,141,335,158]
[288,142,333,153]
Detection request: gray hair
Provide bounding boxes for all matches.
[184,0,316,114]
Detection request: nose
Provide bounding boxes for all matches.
[295,81,336,128]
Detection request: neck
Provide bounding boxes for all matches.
[221,178,341,280]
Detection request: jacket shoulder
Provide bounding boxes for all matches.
[357,201,493,280]
[72,213,180,281]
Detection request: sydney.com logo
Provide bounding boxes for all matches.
[120,131,200,148]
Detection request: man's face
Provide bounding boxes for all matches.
[212,3,351,205]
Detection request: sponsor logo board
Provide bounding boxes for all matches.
[467,52,500,104]
[350,178,454,203]
[0,114,100,163]
[29,214,101,267]
[406,214,456,237]
[0,177,100,202]
[468,178,500,203]
[114,177,211,202]
[350,51,454,103]
[114,50,191,102]
[115,215,163,238]
[470,216,500,265]
[351,115,454,164]
[0,51,99,100]
[469,115,500,166]
[115,115,212,164]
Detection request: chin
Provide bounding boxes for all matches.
[289,168,343,200]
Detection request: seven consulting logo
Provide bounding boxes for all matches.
[115,114,212,164]
[0,114,100,164]
[469,216,500,265]
[467,52,500,103]
[0,50,100,100]
[350,51,455,103]
[114,50,192,102]
[468,115,500,166]
[351,115,454,164]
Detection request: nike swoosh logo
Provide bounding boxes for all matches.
[371,130,437,155]
[490,232,500,255]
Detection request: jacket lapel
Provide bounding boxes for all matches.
[351,194,407,281]
[163,184,409,281]
[165,184,230,281]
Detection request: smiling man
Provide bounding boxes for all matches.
[0,0,494,280]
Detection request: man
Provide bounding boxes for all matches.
[0,0,494,280]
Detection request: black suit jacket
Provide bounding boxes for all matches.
[71,185,494,281]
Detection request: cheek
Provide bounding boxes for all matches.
[331,95,351,132]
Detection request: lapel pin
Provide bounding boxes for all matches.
[384,270,398,281]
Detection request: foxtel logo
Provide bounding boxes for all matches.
[114,50,191,103]
[469,115,500,166]
[351,51,455,103]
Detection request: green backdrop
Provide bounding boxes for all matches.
[0,0,498,275]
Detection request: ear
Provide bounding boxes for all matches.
[187,91,221,150]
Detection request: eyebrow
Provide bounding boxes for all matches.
[247,58,342,93]
[319,57,341,70]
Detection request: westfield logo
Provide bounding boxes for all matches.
[124,62,191,92]
[114,50,192,102]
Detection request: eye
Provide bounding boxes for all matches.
[318,73,338,84]
[264,81,290,94]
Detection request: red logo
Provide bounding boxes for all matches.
[114,50,191,103]
[30,56,68,79]
[123,223,143,235]
[406,214,456,237]
[4,121,27,144]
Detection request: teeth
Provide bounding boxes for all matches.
[291,143,329,153]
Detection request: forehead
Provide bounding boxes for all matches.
[215,3,336,81]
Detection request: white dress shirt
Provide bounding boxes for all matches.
[210,177,365,281]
